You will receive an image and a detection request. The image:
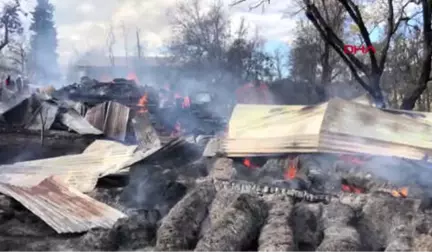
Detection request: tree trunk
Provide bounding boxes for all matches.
[400,0,432,110]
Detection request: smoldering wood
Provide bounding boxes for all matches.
[356,193,420,251]
[155,181,216,251]
[207,189,241,226]
[317,202,362,251]
[208,157,235,180]
[0,127,98,164]
[413,234,432,251]
[290,202,323,250]
[258,196,295,251]
[194,194,268,251]
[213,179,331,203]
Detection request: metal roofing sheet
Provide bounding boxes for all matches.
[0,175,126,233]
[85,101,130,141]
[59,108,103,135]
[84,102,106,130]
[0,140,138,192]
[0,91,32,115]
[26,101,59,130]
[103,101,130,141]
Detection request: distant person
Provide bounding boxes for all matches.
[5,75,10,88]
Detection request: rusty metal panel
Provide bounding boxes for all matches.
[59,108,103,135]
[85,102,107,131]
[103,101,130,141]
[0,176,126,233]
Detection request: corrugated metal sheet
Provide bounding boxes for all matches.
[85,102,106,130]
[26,101,59,130]
[0,140,138,192]
[84,101,130,141]
[0,175,126,233]
[103,102,130,141]
[0,91,32,115]
[132,114,161,150]
[59,108,103,135]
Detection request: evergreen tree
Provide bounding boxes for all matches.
[28,0,59,83]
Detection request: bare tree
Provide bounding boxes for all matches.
[399,0,432,109]
[272,47,285,80]
[8,36,27,74]
[302,0,416,107]
[106,23,116,67]
[121,21,129,68]
[136,28,143,59]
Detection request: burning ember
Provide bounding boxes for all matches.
[243,158,259,169]
[391,187,409,198]
[341,184,364,194]
[284,157,298,180]
[137,93,148,113]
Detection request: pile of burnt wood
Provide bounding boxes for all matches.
[1,89,432,251]
[1,151,432,251]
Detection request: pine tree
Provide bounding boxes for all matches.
[28,0,59,83]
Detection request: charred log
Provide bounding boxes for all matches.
[156,181,216,251]
[195,194,267,251]
[290,202,323,250]
[356,193,420,251]
[258,196,295,251]
[317,202,362,251]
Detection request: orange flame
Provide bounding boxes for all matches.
[137,93,148,113]
[341,184,364,194]
[243,158,259,169]
[391,187,408,198]
[284,157,298,180]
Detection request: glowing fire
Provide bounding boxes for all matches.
[341,184,364,194]
[284,157,298,180]
[391,187,408,198]
[242,158,260,169]
[137,93,148,113]
[127,72,139,84]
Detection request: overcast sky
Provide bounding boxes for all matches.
[22,0,297,66]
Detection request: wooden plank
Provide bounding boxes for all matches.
[228,103,327,139]
[221,98,432,162]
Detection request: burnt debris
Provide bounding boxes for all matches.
[1,80,432,251]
